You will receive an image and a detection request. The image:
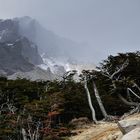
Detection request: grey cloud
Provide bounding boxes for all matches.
[0,0,140,64]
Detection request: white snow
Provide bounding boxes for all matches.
[38,64,48,71]
[0,29,7,40]
[39,53,96,76]
[7,43,13,46]
[41,57,59,74]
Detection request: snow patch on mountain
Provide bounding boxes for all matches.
[38,53,66,76]
[38,53,96,77]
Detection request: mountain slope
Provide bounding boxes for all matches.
[0,18,43,75]
[16,16,85,60]
[0,17,96,80]
[8,67,56,81]
[0,41,34,75]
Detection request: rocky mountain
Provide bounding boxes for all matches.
[0,18,43,76]
[0,41,34,75]
[15,16,86,61]
[0,18,43,64]
[0,16,95,80]
[0,19,19,43]
[0,17,68,79]
[38,53,66,76]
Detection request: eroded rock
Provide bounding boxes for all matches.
[121,127,140,140]
[118,118,140,134]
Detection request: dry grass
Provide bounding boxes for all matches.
[69,113,140,140]
[69,122,122,140]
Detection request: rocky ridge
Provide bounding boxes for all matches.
[0,17,67,80]
[0,18,43,76]
[0,17,95,81]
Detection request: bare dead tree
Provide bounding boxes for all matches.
[92,80,108,119]
[0,102,17,114]
[127,88,140,100]
[84,76,97,123]
[21,118,41,140]
[81,70,112,122]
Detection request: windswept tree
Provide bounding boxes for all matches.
[81,70,97,123]
[98,52,140,114]
[91,73,109,120]
[81,70,111,122]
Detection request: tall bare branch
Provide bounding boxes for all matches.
[127,88,140,100]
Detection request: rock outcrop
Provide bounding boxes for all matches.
[118,113,140,140]
[0,42,34,75]
[118,118,140,134]
[15,37,43,65]
[121,127,140,140]
[0,18,43,76]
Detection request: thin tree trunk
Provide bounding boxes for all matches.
[127,88,140,99]
[22,128,27,140]
[93,81,108,119]
[84,77,97,123]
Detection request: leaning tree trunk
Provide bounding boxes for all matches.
[93,81,108,119]
[84,77,97,123]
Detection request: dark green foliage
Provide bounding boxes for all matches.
[91,71,130,116]
[96,51,140,113]
[0,78,91,139]
[62,81,91,122]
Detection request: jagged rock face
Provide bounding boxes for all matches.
[0,19,19,43]
[0,18,43,65]
[118,116,140,134]
[0,18,43,75]
[0,42,34,75]
[16,16,82,60]
[0,17,93,80]
[15,37,43,65]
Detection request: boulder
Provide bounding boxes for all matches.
[118,118,140,134]
[121,127,140,140]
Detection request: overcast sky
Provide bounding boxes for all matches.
[0,0,140,63]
